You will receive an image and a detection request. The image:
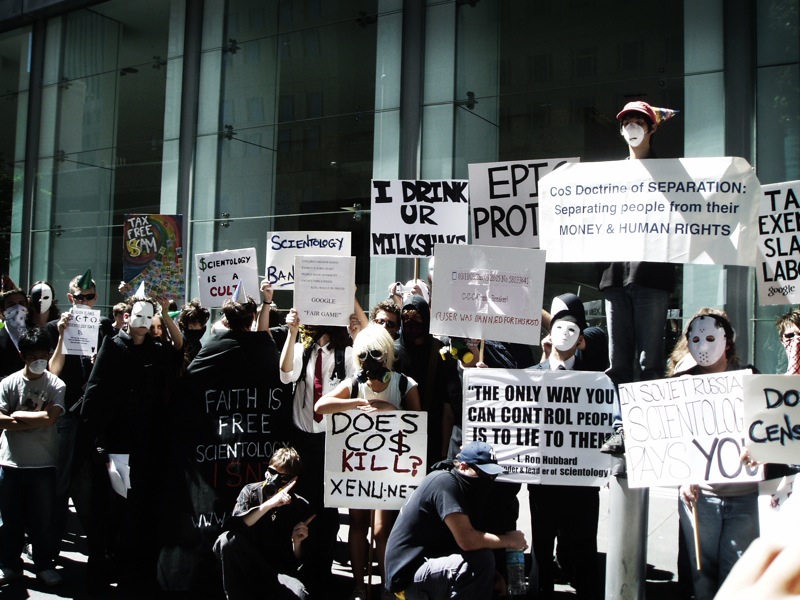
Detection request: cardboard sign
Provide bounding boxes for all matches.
[266,231,351,290]
[294,255,355,327]
[619,371,763,488]
[122,214,184,300]
[469,157,579,248]
[757,180,800,305]
[324,410,428,510]
[462,369,615,486]
[61,306,102,356]
[539,157,761,266]
[743,374,800,463]
[195,248,259,309]
[429,243,544,345]
[370,179,469,257]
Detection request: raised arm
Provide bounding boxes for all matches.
[157,296,184,351]
[49,312,71,376]
[256,281,274,334]
[279,308,301,382]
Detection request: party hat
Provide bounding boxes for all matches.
[133,281,147,300]
[77,269,93,290]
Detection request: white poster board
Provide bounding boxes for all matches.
[757,180,800,305]
[462,369,615,486]
[619,371,764,488]
[324,411,428,510]
[743,374,800,463]
[266,231,351,290]
[195,248,259,309]
[429,244,545,345]
[370,179,469,257]
[61,306,102,356]
[539,157,761,266]
[294,255,355,327]
[469,157,579,248]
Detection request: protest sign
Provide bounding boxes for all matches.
[429,243,544,345]
[61,306,101,356]
[758,475,800,545]
[743,374,800,463]
[469,157,579,248]
[324,410,427,510]
[370,179,469,257]
[294,255,355,327]
[266,231,351,290]
[195,248,259,309]
[538,157,761,266]
[122,214,184,299]
[619,371,763,488]
[757,180,800,305]
[462,369,615,486]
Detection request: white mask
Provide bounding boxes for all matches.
[28,359,48,375]
[3,303,28,348]
[622,123,646,148]
[31,283,53,314]
[130,301,154,329]
[551,320,581,352]
[688,316,727,367]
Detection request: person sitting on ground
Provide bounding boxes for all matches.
[0,327,66,587]
[213,447,315,600]
[385,441,527,599]
[315,324,421,600]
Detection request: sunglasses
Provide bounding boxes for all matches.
[374,318,398,329]
[358,349,385,362]
[72,293,96,301]
[267,466,292,483]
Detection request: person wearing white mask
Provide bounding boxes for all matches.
[0,327,66,587]
[672,308,760,600]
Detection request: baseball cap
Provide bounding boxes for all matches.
[617,101,678,127]
[549,293,588,331]
[457,441,505,476]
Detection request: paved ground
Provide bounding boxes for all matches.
[6,484,686,599]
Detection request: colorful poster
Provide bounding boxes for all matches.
[122,214,184,300]
[757,180,800,305]
[538,157,761,266]
[370,179,469,257]
[469,157,579,248]
[429,243,545,345]
[619,371,764,488]
[743,374,800,463]
[462,369,616,486]
[195,248,259,309]
[324,410,428,510]
[265,231,351,290]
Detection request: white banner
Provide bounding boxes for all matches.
[294,255,355,327]
[743,374,800,463]
[429,244,544,345]
[265,231,351,291]
[370,179,469,257]
[619,371,763,488]
[462,369,615,486]
[469,157,579,248]
[757,180,800,305]
[324,410,428,510]
[61,306,102,356]
[195,248,259,309]
[539,157,761,266]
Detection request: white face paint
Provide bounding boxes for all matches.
[551,320,581,352]
[32,283,53,314]
[129,301,154,329]
[622,123,646,148]
[688,316,727,367]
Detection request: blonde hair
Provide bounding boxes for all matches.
[352,323,396,371]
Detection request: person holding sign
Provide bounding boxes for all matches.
[529,293,605,600]
[315,324,421,600]
[213,447,315,600]
[599,101,679,455]
[385,441,527,600]
[673,309,760,600]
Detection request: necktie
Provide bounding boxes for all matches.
[313,348,324,422]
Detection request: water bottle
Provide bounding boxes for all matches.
[506,548,527,597]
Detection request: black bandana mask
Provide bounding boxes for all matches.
[452,468,494,511]
[184,328,206,344]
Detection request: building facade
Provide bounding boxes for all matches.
[0,0,798,373]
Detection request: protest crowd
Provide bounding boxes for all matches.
[1,100,800,600]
